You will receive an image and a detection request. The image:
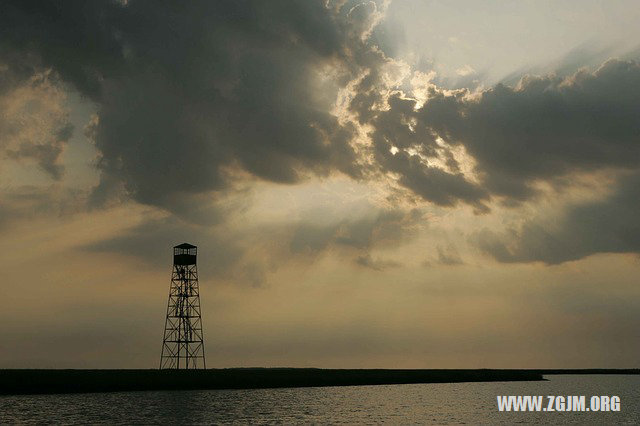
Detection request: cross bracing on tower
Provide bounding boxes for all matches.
[160,243,206,369]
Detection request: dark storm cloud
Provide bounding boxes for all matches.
[366,92,490,211]
[419,59,640,201]
[472,171,640,265]
[355,58,640,212]
[0,0,382,211]
[350,58,640,263]
[379,148,490,211]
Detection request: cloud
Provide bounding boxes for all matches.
[83,214,264,285]
[290,206,425,255]
[0,67,72,179]
[436,243,463,265]
[340,57,640,221]
[365,92,490,212]
[455,64,475,77]
[3,1,640,270]
[354,253,401,271]
[0,0,389,213]
[287,206,423,271]
[349,58,640,216]
[472,171,640,264]
[419,59,640,201]
[86,204,424,286]
[347,58,640,264]
[0,185,85,229]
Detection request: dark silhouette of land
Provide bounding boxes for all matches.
[0,368,635,395]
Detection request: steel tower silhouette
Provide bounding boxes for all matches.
[160,243,206,369]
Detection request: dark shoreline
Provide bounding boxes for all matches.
[0,368,636,395]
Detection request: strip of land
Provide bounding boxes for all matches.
[0,368,636,395]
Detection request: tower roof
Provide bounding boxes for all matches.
[174,242,196,249]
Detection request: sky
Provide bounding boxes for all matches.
[0,0,639,369]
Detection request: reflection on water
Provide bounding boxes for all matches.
[1,375,638,424]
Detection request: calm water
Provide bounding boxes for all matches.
[1,375,638,424]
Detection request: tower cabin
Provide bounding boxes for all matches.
[174,243,197,266]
